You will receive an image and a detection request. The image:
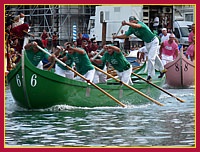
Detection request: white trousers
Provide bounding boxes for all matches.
[116,65,133,85]
[93,66,107,84]
[145,37,164,76]
[36,61,43,70]
[55,64,74,79]
[74,69,95,83]
[161,54,173,66]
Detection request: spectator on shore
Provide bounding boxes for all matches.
[160,28,170,43]
[40,29,49,48]
[76,33,88,47]
[52,31,59,53]
[159,33,178,66]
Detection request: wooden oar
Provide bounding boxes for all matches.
[37,45,126,108]
[94,66,164,106]
[111,24,123,43]
[132,66,141,71]
[23,30,34,38]
[92,49,105,60]
[116,24,123,36]
[43,62,51,68]
[47,61,55,71]
[132,72,185,103]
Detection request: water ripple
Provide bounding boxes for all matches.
[5,87,195,147]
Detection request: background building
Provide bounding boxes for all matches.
[5,5,194,49]
[5,5,97,47]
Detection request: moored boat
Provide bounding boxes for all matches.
[164,50,195,88]
[7,50,165,109]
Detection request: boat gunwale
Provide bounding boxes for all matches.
[165,51,195,69]
[8,51,162,90]
[7,51,165,109]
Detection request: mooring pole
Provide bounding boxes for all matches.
[102,22,107,46]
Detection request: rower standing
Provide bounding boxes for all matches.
[113,16,166,81]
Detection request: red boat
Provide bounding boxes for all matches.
[164,50,195,88]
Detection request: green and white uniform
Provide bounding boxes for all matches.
[125,21,155,43]
[67,48,95,82]
[55,52,74,79]
[26,47,49,69]
[101,51,132,85]
[125,21,164,77]
[92,57,107,84]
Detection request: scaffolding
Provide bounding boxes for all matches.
[5,5,97,46]
[5,5,194,47]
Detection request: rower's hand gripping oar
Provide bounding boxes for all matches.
[94,66,164,106]
[132,73,185,103]
[111,24,123,43]
[116,25,123,36]
[37,45,126,108]
[92,49,105,60]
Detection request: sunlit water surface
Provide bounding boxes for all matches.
[5,85,195,147]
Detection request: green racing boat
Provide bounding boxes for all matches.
[7,50,165,109]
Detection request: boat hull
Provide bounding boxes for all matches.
[7,53,165,109]
[164,51,195,88]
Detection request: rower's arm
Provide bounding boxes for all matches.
[90,58,103,64]
[68,47,85,54]
[24,42,32,50]
[107,45,121,53]
[113,34,128,39]
[124,21,141,28]
[24,42,36,50]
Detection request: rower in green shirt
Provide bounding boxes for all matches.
[62,44,95,82]
[88,50,107,84]
[91,44,133,85]
[24,39,54,70]
[53,45,74,79]
[113,16,166,81]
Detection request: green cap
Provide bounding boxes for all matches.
[106,44,114,46]
[129,16,137,21]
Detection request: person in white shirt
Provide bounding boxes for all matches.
[137,46,148,63]
[12,13,25,28]
[160,28,170,43]
[118,30,125,50]
[153,15,159,32]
